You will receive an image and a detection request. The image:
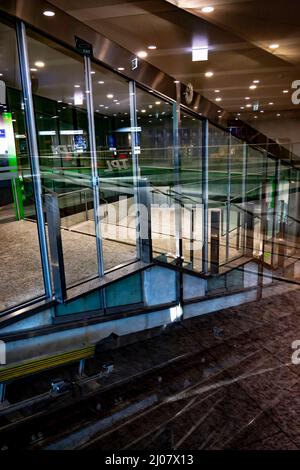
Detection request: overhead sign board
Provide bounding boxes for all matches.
[75,36,93,57]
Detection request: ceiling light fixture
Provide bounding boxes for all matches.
[148,45,157,50]
[269,43,279,50]
[117,67,125,71]
[249,85,257,90]
[98,81,104,84]
[268,102,274,105]
[214,89,220,93]
[283,89,289,93]
[35,61,45,68]
[215,97,222,102]
[136,51,148,58]
[253,80,260,84]
[155,101,161,105]
[201,6,214,13]
[107,94,114,99]
[174,80,180,83]
[74,84,80,88]
[43,10,55,17]
[192,46,208,62]
[205,71,214,77]
[30,68,37,72]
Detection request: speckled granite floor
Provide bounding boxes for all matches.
[0,220,136,312]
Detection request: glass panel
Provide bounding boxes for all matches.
[208,124,229,267]
[135,87,175,263]
[180,113,202,272]
[91,65,137,272]
[0,20,44,312]
[27,32,98,287]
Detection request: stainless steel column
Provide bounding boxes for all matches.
[173,96,183,261]
[242,142,248,254]
[129,81,142,259]
[202,119,209,274]
[84,55,104,278]
[16,21,52,299]
[271,159,281,269]
[226,133,232,262]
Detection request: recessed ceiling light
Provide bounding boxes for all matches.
[90,71,95,74]
[214,89,220,93]
[0,73,3,77]
[268,102,274,105]
[43,10,55,17]
[193,106,198,109]
[116,102,120,105]
[98,81,104,84]
[249,85,257,90]
[35,61,45,68]
[141,109,146,113]
[137,51,148,58]
[253,80,260,84]
[277,113,281,117]
[105,106,109,109]
[74,84,80,88]
[117,67,125,71]
[155,101,161,105]
[205,71,214,77]
[217,110,221,113]
[240,106,245,110]
[113,99,118,102]
[269,43,279,50]
[57,100,62,103]
[30,68,38,72]
[245,97,250,100]
[174,80,180,83]
[260,110,264,113]
[107,94,114,99]
[254,116,258,119]
[201,6,214,13]
[237,113,241,116]
[246,104,252,108]
[99,104,104,107]
[148,45,157,50]
[215,97,222,102]
[283,89,289,93]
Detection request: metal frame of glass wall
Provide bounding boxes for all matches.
[1,14,300,316]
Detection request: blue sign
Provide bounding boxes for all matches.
[0,129,6,138]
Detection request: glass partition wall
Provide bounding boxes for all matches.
[2,16,300,315]
[0,19,44,312]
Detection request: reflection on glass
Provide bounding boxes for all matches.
[136,87,175,262]
[27,33,97,287]
[0,21,44,311]
[91,67,138,271]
